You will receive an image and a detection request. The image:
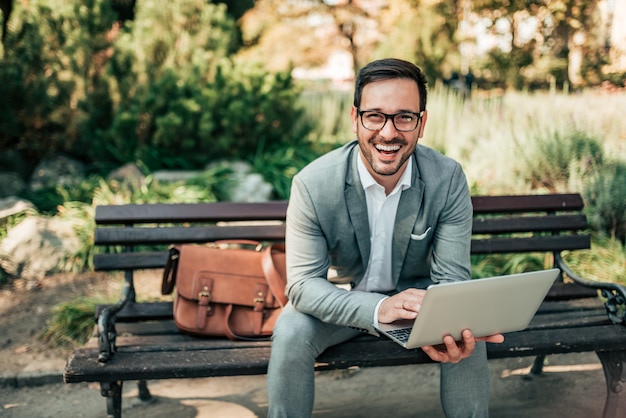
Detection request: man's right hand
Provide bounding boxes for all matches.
[377,288,426,324]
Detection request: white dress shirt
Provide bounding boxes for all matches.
[354,152,413,293]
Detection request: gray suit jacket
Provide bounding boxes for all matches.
[285,140,473,334]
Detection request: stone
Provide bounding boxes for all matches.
[29,156,85,191]
[152,170,202,183]
[106,163,146,190]
[0,216,81,280]
[0,173,26,198]
[0,197,34,220]
[205,160,274,202]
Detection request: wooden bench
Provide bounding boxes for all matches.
[63,193,626,418]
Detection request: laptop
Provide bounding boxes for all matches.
[375,269,560,349]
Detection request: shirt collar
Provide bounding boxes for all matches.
[357,151,413,194]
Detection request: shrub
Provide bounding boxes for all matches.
[516,130,604,192]
[583,160,626,244]
[42,297,102,347]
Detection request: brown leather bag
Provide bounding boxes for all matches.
[161,242,287,340]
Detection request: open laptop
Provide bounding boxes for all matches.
[375,269,560,349]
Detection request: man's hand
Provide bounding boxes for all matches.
[422,330,505,363]
[377,288,426,324]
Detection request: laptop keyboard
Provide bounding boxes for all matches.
[386,327,412,343]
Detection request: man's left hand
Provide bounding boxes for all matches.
[421,330,504,363]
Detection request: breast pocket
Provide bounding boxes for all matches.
[410,226,431,241]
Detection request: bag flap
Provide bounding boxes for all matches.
[174,245,279,307]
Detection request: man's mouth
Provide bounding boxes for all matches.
[375,143,401,155]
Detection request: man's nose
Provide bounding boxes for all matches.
[379,116,399,137]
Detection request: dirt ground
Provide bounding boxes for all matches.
[0,272,622,417]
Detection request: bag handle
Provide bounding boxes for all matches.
[223,304,272,341]
[262,243,288,307]
[161,246,180,295]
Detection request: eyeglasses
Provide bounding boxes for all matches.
[356,109,423,132]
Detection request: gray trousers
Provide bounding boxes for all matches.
[267,303,490,418]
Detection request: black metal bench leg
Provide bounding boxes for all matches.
[137,380,153,403]
[596,350,626,418]
[101,381,123,418]
[528,354,546,377]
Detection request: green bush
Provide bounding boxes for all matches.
[94,62,312,172]
[583,160,626,244]
[516,129,604,192]
[42,297,101,347]
[0,0,315,177]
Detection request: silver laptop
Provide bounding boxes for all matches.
[375,269,560,349]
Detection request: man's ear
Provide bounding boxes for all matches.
[418,110,428,138]
[351,106,358,133]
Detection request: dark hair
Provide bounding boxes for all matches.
[353,58,428,111]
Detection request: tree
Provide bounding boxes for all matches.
[0,0,118,173]
[471,0,604,89]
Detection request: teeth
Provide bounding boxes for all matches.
[375,144,400,152]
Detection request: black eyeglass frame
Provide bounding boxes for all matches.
[356,108,424,132]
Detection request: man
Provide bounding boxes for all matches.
[267,58,504,418]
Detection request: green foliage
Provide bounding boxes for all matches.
[79,0,313,172]
[515,130,604,192]
[92,61,311,171]
[251,140,333,200]
[0,0,315,178]
[42,297,101,347]
[297,89,353,144]
[562,234,626,286]
[0,1,96,169]
[471,253,548,279]
[583,160,626,244]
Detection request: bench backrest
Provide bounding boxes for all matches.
[93,193,590,273]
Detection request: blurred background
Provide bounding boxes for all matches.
[0,0,625,304]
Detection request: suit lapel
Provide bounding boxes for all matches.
[392,156,425,282]
[346,149,371,270]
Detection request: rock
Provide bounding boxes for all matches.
[0,197,35,220]
[106,163,146,190]
[0,216,81,280]
[152,170,202,183]
[0,173,26,198]
[205,160,274,202]
[29,156,85,191]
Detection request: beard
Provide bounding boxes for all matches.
[358,133,416,178]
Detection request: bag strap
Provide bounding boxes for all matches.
[161,246,180,295]
[261,243,288,307]
[223,304,272,341]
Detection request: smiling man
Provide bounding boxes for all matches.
[266,58,503,418]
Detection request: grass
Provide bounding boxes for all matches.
[42,297,103,348]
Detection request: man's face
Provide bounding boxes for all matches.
[351,78,427,188]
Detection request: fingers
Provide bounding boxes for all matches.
[476,333,505,344]
[422,330,476,364]
[377,289,426,324]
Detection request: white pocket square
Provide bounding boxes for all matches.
[410,227,431,241]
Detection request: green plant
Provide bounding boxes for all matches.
[0,0,118,170]
[471,252,549,279]
[42,297,103,347]
[515,129,604,193]
[583,160,626,244]
[562,234,626,286]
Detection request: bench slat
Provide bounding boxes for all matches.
[64,323,626,383]
[471,234,590,254]
[95,201,289,224]
[94,235,592,271]
[94,251,169,271]
[471,194,584,213]
[94,224,286,245]
[471,214,587,234]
